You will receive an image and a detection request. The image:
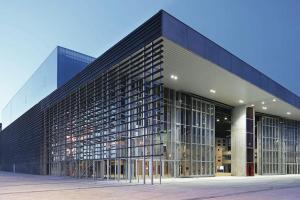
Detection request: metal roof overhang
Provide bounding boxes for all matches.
[161,10,300,121]
[163,38,300,120]
[41,10,300,122]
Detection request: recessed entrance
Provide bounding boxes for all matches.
[215,106,232,176]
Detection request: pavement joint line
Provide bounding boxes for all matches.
[1,172,300,199]
[182,184,300,200]
[0,183,140,196]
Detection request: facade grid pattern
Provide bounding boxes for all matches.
[163,88,215,177]
[45,39,164,184]
[259,116,300,175]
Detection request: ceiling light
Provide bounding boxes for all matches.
[224,117,228,120]
[272,98,277,102]
[261,101,265,105]
[170,75,178,80]
[238,99,244,104]
[216,119,220,122]
[287,112,291,115]
[210,89,216,94]
[262,106,267,110]
[251,104,255,107]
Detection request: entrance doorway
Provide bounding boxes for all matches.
[215,106,232,176]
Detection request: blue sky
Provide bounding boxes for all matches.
[1,0,300,121]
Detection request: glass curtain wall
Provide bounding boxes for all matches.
[163,88,215,177]
[284,120,300,174]
[45,39,164,183]
[258,116,300,175]
[45,39,216,182]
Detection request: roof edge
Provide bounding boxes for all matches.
[161,10,300,110]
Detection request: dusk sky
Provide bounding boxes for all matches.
[1,0,300,121]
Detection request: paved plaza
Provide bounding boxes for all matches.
[0,171,300,200]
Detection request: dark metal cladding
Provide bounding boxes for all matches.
[0,103,44,174]
[161,11,300,109]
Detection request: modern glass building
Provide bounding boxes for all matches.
[1,10,300,184]
[1,46,95,129]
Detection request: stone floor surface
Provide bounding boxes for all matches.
[0,171,300,200]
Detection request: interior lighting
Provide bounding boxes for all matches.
[238,99,244,104]
[210,89,216,94]
[170,74,178,80]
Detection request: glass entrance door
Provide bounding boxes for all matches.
[162,88,215,177]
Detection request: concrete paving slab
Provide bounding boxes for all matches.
[0,172,300,200]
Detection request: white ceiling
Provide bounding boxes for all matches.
[163,38,300,121]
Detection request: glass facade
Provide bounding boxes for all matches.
[3,41,299,180]
[45,40,216,183]
[2,11,300,180]
[57,47,95,87]
[2,49,58,128]
[258,116,300,174]
[2,47,94,129]
[45,40,164,183]
[3,42,300,180]
[163,88,215,177]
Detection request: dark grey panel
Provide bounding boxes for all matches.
[161,10,300,110]
[0,103,44,174]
